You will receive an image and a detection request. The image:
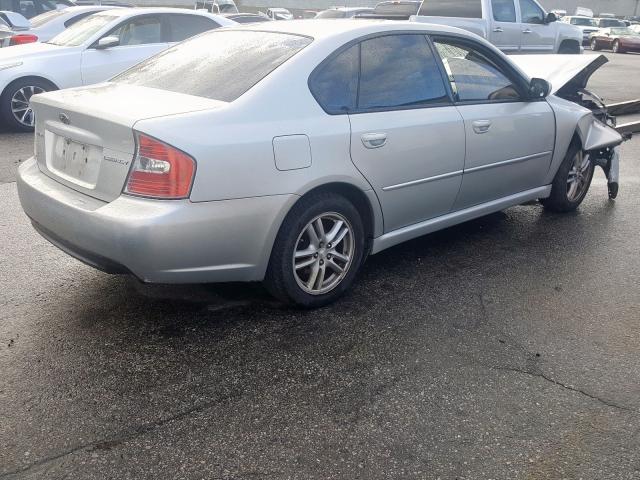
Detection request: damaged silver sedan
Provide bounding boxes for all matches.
[17,21,626,307]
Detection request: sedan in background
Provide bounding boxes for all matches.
[3,5,126,47]
[590,26,640,53]
[265,8,292,20]
[0,0,73,19]
[17,21,623,307]
[224,13,270,23]
[0,8,234,130]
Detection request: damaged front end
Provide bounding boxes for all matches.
[512,54,629,199]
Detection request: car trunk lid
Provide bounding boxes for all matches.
[32,83,226,202]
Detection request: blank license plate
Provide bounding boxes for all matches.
[50,136,102,187]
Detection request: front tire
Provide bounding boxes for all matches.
[0,78,53,131]
[264,192,365,308]
[541,140,595,212]
[590,38,600,51]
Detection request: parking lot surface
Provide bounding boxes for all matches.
[1,52,639,479]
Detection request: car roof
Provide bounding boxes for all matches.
[93,7,221,18]
[231,18,475,39]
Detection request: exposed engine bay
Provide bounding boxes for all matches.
[512,54,630,199]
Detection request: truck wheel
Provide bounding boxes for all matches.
[541,140,594,212]
[264,192,365,308]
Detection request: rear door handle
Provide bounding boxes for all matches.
[472,120,492,134]
[493,27,503,32]
[522,28,532,33]
[361,132,387,149]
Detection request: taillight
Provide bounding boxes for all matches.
[9,34,38,46]
[124,133,196,199]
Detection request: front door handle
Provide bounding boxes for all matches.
[522,28,532,33]
[361,132,387,149]
[493,27,504,32]
[472,120,492,134]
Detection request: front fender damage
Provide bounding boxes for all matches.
[576,113,624,199]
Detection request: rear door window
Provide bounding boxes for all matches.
[491,0,516,21]
[166,14,217,42]
[114,30,311,102]
[418,0,482,18]
[358,34,448,110]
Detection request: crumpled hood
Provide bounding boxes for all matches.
[510,54,608,94]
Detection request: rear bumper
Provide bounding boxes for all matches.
[17,157,297,283]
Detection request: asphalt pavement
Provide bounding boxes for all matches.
[1,52,639,479]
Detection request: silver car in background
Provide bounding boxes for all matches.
[18,21,623,307]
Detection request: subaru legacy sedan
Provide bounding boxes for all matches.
[18,21,623,307]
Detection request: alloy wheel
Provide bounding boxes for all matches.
[11,85,45,128]
[292,212,355,295]
[591,39,597,50]
[566,150,591,202]
[612,40,619,53]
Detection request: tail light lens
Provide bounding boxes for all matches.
[124,133,196,199]
[9,34,38,46]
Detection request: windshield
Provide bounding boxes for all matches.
[47,13,117,46]
[113,31,311,102]
[611,27,637,35]
[570,17,596,26]
[217,0,237,13]
[30,9,66,27]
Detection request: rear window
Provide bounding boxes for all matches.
[418,0,482,18]
[113,30,311,102]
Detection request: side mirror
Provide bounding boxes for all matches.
[95,36,119,50]
[545,12,557,23]
[529,77,550,99]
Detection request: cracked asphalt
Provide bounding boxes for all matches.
[1,52,639,479]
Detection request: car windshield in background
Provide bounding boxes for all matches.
[374,2,420,15]
[610,27,637,35]
[30,9,66,27]
[47,13,117,46]
[570,17,596,26]
[113,31,311,102]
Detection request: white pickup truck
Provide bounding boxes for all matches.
[412,0,583,53]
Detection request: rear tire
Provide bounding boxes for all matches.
[0,78,54,132]
[541,140,595,212]
[612,40,624,53]
[264,192,365,308]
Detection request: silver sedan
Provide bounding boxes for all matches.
[18,20,623,307]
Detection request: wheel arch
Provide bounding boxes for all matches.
[1,75,59,100]
[558,39,581,54]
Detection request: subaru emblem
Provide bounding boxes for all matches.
[59,113,70,125]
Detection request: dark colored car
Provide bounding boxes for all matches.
[0,0,73,19]
[590,26,640,53]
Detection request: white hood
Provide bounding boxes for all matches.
[510,54,608,94]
